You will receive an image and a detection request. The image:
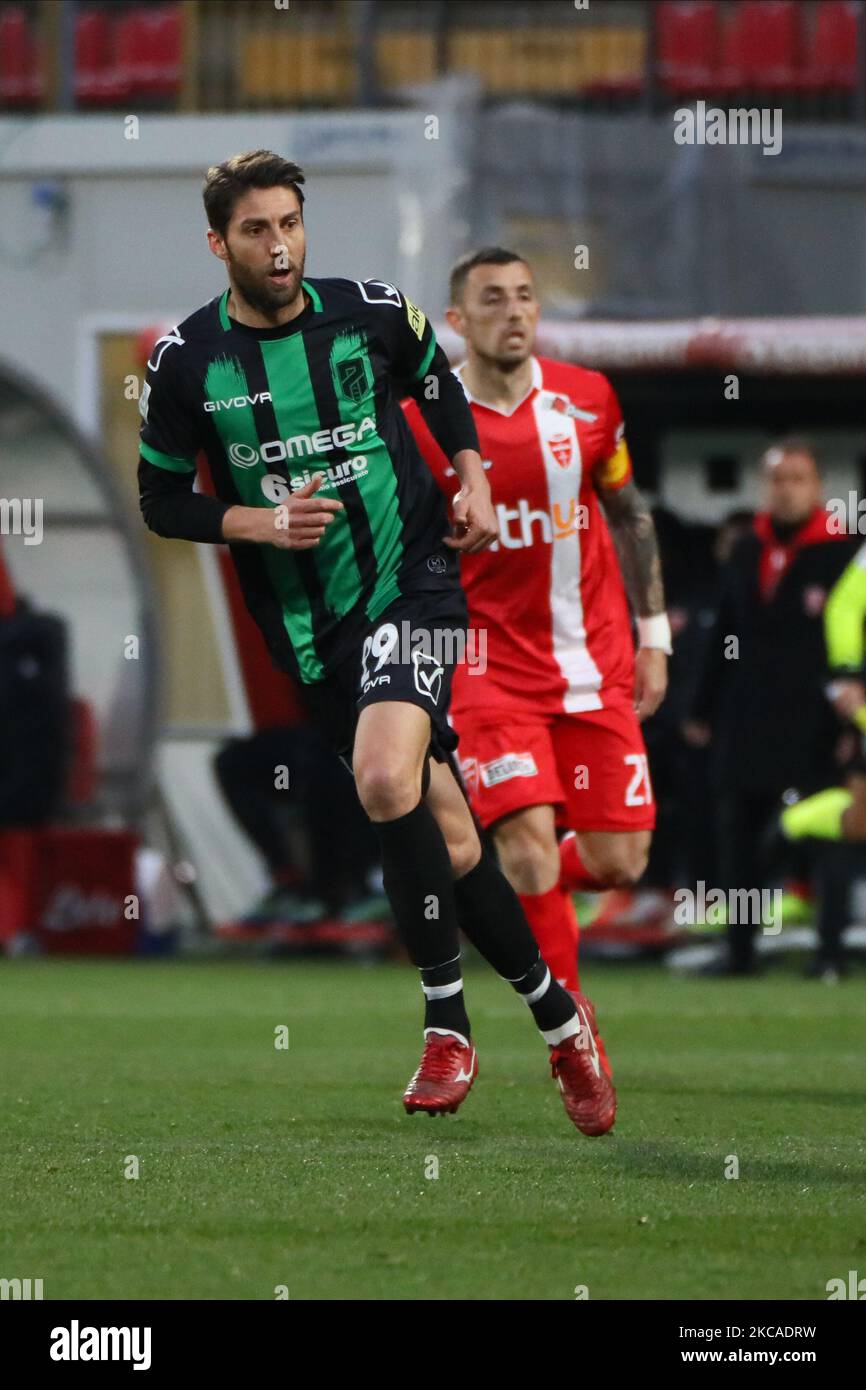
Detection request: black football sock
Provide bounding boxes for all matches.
[374,800,471,1038]
[506,955,581,1044]
[453,849,577,1039]
[418,953,471,1039]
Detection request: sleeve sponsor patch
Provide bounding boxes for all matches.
[405,295,426,341]
[480,751,539,788]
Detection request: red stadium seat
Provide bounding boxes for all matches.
[114,11,147,98]
[716,0,802,93]
[74,9,122,105]
[115,6,182,100]
[655,1,720,98]
[0,6,44,107]
[147,6,183,98]
[800,1,858,92]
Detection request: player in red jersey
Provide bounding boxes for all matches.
[403,249,670,1094]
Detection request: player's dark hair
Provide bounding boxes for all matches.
[203,150,306,236]
[449,247,531,305]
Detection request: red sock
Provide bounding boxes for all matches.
[559,832,605,891]
[517,884,580,991]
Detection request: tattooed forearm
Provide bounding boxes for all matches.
[598,479,666,617]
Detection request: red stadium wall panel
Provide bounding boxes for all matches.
[438,317,866,375]
[0,827,139,955]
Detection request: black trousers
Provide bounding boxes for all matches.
[814,840,864,967]
[716,792,781,970]
[717,791,863,969]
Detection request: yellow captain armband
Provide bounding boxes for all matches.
[597,438,632,491]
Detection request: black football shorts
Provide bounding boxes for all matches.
[303,587,469,770]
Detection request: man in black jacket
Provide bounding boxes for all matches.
[0,541,70,827]
[685,439,858,973]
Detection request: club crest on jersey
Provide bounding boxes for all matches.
[336,356,373,405]
[803,585,827,617]
[412,649,443,705]
[549,433,574,469]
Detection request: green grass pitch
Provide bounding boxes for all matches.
[1,957,863,1300]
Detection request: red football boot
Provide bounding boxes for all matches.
[550,997,617,1137]
[403,1030,478,1116]
[567,989,614,1080]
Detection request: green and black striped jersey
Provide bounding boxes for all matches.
[138,277,476,685]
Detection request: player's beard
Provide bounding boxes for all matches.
[226,247,306,321]
[480,344,532,374]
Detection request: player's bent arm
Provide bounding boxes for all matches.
[401,345,497,552]
[138,456,230,543]
[597,477,670,719]
[597,479,668,632]
[825,544,866,721]
[449,448,488,492]
[443,447,498,554]
[139,459,343,549]
[220,501,340,549]
[825,543,866,675]
[403,343,481,465]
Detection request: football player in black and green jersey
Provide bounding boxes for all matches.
[139,150,604,1133]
